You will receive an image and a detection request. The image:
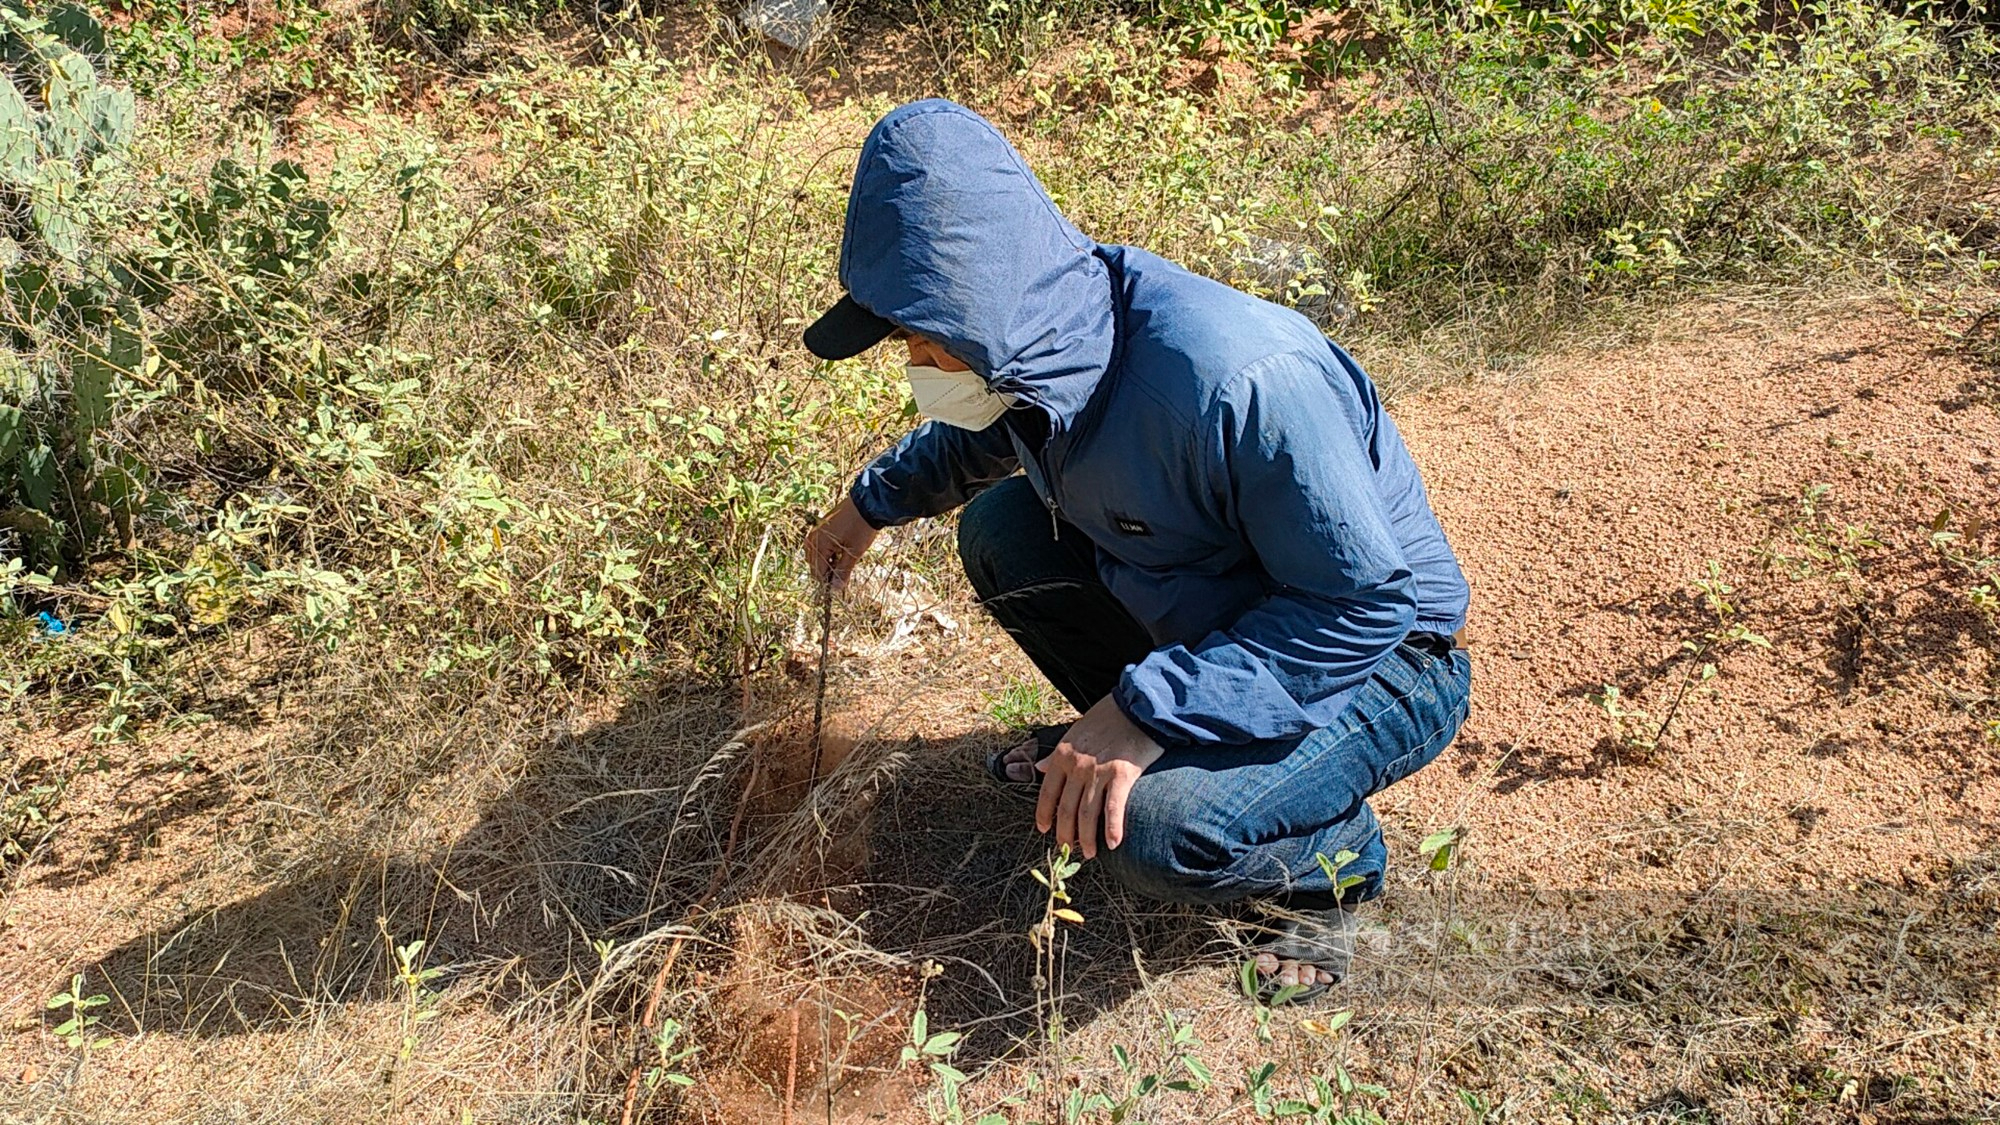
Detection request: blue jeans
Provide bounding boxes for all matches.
[958,477,1472,906]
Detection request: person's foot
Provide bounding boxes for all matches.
[984,724,1071,786]
[995,736,1040,782]
[1252,951,1341,990]
[1246,903,1359,1004]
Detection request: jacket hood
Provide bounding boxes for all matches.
[837,100,1113,435]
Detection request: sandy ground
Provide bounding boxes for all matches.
[3,299,1996,1123]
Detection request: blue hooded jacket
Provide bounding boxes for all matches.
[840,100,1470,747]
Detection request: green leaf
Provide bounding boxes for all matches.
[909,1009,926,1047]
[922,1031,960,1056]
[929,1062,967,1085]
[1238,958,1258,998]
[1418,828,1457,855]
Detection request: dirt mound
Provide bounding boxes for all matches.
[693,912,921,1125]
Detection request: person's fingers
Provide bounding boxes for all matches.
[1101,769,1131,850]
[1054,761,1087,848]
[1317,968,1335,986]
[1076,775,1106,860]
[827,542,856,589]
[806,530,830,582]
[1277,962,1300,988]
[1035,757,1064,834]
[1254,951,1279,976]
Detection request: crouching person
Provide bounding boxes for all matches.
[803,100,1471,1001]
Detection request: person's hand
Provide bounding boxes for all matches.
[1036,694,1165,860]
[805,496,879,591]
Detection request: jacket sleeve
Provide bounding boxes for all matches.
[849,418,1021,528]
[1113,354,1417,745]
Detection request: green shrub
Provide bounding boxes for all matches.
[0,2,144,573]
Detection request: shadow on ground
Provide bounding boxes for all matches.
[59,672,1222,1099]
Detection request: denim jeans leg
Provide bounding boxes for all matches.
[1093,644,1473,906]
[957,477,1154,711]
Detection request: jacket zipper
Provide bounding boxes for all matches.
[1036,446,1060,541]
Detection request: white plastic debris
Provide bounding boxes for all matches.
[1231,235,1352,328]
[848,564,959,653]
[738,0,829,51]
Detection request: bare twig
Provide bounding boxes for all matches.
[784,1005,802,1125]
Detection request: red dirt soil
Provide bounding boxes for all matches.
[1389,302,1995,897]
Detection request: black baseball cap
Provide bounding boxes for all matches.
[803,294,899,361]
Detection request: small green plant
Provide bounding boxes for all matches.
[1762,485,1885,582]
[903,1005,996,1125]
[385,931,446,1061]
[984,678,1061,730]
[1025,844,1086,1120]
[1236,847,1365,1022]
[1315,846,1367,895]
[645,1018,697,1092]
[1690,560,1771,656]
[1590,561,1770,757]
[1930,506,1998,620]
[1587,683,1660,755]
[46,973,110,1050]
[1457,1087,1498,1123]
[1242,1057,1389,1123]
[1418,827,1459,872]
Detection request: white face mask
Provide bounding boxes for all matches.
[906,364,1012,430]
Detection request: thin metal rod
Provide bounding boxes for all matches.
[807,564,833,788]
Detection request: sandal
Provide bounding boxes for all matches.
[983,723,1071,786]
[1245,903,1360,1006]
